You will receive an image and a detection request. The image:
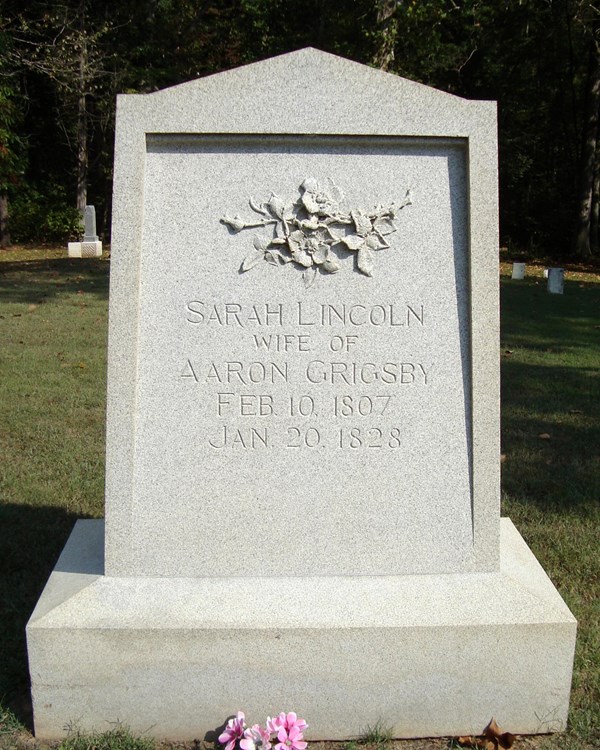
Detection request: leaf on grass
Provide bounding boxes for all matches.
[484,718,516,749]
[500,454,507,463]
[28,304,37,311]
[569,409,583,415]
[241,250,265,272]
[503,350,513,356]
[538,432,551,440]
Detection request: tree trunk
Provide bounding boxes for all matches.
[573,43,600,257]
[76,4,88,212]
[591,139,600,255]
[0,194,10,247]
[372,0,398,72]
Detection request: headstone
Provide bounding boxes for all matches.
[83,205,99,241]
[28,49,576,741]
[548,267,565,294]
[511,261,525,279]
[67,205,102,258]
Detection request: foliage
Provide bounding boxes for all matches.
[9,184,82,242]
[0,0,597,254]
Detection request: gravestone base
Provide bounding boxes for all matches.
[27,518,576,742]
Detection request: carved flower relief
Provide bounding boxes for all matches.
[287,228,341,273]
[335,209,398,276]
[300,178,344,215]
[220,177,411,285]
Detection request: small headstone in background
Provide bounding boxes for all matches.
[67,205,102,258]
[511,262,526,279]
[83,205,99,241]
[548,267,564,294]
[543,268,549,278]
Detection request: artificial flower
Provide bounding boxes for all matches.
[219,711,246,750]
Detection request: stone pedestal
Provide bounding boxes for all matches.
[28,519,576,740]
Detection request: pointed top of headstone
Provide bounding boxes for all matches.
[83,205,98,242]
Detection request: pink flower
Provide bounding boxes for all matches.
[219,712,246,750]
[272,713,308,734]
[240,724,272,750]
[274,726,307,750]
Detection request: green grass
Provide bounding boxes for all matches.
[0,251,599,749]
[57,726,155,750]
[499,274,600,750]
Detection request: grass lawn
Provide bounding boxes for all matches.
[0,248,598,750]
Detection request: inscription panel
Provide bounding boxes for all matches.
[133,135,472,577]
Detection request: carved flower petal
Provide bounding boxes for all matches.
[287,230,305,253]
[351,210,373,237]
[299,215,319,231]
[325,180,344,204]
[302,193,321,214]
[342,234,365,251]
[292,249,313,268]
[366,233,388,250]
[301,178,319,194]
[312,244,329,265]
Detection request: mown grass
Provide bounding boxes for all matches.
[0,250,598,749]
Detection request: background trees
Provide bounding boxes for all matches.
[0,0,597,258]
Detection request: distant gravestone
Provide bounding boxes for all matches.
[28,49,576,741]
[548,267,565,294]
[67,205,102,258]
[511,261,526,279]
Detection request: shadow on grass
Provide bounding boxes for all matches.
[500,278,600,352]
[0,258,109,305]
[0,503,93,729]
[501,360,599,516]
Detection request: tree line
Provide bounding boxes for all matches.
[0,0,598,258]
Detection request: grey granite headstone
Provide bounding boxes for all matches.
[83,205,99,242]
[28,49,576,741]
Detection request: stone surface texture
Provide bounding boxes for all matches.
[28,48,576,740]
[105,46,499,579]
[67,240,102,258]
[28,518,576,740]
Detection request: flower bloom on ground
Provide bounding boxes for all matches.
[270,712,308,734]
[219,711,246,750]
[274,725,308,750]
[240,723,272,750]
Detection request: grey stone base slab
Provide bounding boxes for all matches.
[27,519,576,741]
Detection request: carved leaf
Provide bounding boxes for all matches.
[322,256,341,273]
[351,210,372,237]
[253,236,269,252]
[303,266,318,288]
[268,194,286,219]
[264,251,279,266]
[357,247,374,276]
[341,234,365,251]
[249,197,269,216]
[241,250,265,272]
[373,217,396,235]
[366,233,389,251]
